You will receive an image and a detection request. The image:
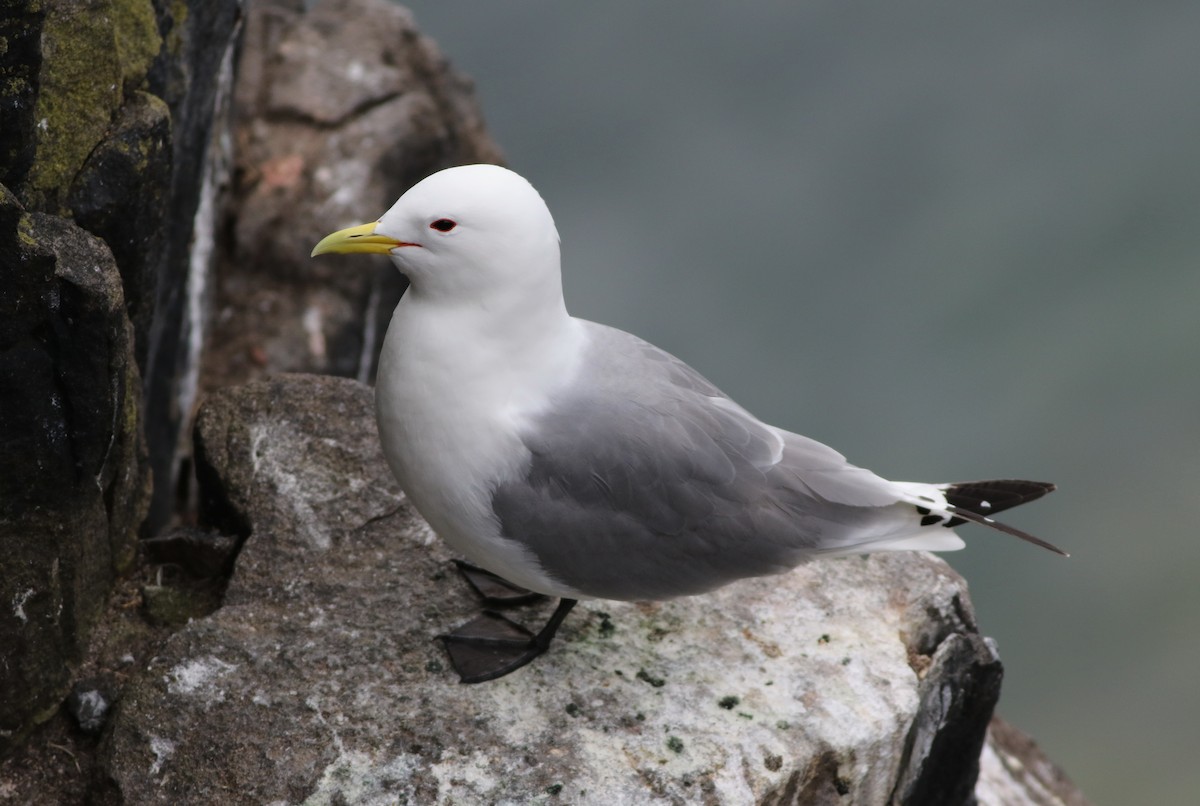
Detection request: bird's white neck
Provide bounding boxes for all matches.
[382,267,585,426]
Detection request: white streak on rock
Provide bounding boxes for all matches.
[149,735,175,776]
[166,656,238,706]
[11,589,33,624]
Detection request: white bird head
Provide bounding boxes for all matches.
[312,164,562,304]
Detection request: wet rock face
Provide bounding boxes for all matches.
[0,191,149,753]
[0,0,243,531]
[0,0,238,752]
[101,375,1005,804]
[139,0,243,530]
[68,90,172,371]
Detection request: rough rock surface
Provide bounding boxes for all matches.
[139,0,242,529]
[0,0,242,530]
[978,718,1094,806]
[0,0,240,750]
[97,375,1081,804]
[203,0,503,394]
[0,0,501,771]
[0,188,149,754]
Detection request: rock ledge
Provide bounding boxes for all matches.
[99,375,1053,804]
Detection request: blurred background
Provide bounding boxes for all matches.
[398,3,1199,803]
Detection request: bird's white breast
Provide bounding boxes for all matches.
[374,296,588,595]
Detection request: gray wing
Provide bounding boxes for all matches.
[490,322,918,601]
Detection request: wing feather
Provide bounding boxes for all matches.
[491,323,932,600]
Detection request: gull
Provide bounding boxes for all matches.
[312,164,1063,683]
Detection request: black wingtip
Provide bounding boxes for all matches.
[945,505,1069,557]
[939,478,1066,556]
[943,479,1056,517]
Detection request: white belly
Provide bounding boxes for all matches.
[373,301,586,597]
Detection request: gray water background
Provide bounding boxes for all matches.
[396,3,1200,801]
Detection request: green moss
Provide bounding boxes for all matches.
[141,582,220,627]
[110,355,148,575]
[165,0,188,58]
[111,0,161,90]
[595,611,615,638]
[636,668,666,688]
[25,2,123,211]
[16,213,39,249]
[666,735,684,754]
[718,695,739,710]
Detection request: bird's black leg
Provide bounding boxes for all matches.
[437,598,578,684]
[452,559,545,606]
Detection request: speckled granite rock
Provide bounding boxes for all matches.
[96,375,1084,804]
[977,718,1093,806]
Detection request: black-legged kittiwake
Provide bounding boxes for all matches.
[311,164,1064,683]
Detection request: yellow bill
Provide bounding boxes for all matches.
[310,221,404,257]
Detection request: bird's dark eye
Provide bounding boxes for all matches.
[430,218,457,232]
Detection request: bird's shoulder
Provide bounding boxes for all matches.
[570,319,727,400]
[519,320,783,476]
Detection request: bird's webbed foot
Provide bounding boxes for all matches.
[437,598,578,684]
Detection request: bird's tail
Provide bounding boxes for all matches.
[888,474,1065,556]
[813,478,1065,559]
[928,479,1066,556]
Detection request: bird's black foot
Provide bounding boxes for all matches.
[437,598,578,684]
[452,559,545,606]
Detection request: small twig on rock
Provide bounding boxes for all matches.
[47,742,81,774]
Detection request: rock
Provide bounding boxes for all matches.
[977,718,1094,806]
[0,189,149,753]
[201,0,503,395]
[67,682,111,736]
[0,0,244,532]
[98,375,1076,803]
[138,528,240,630]
[68,90,172,371]
[1,0,131,214]
[138,583,218,629]
[890,632,1003,804]
[0,0,244,751]
[139,0,242,530]
[0,569,173,802]
[142,527,241,579]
